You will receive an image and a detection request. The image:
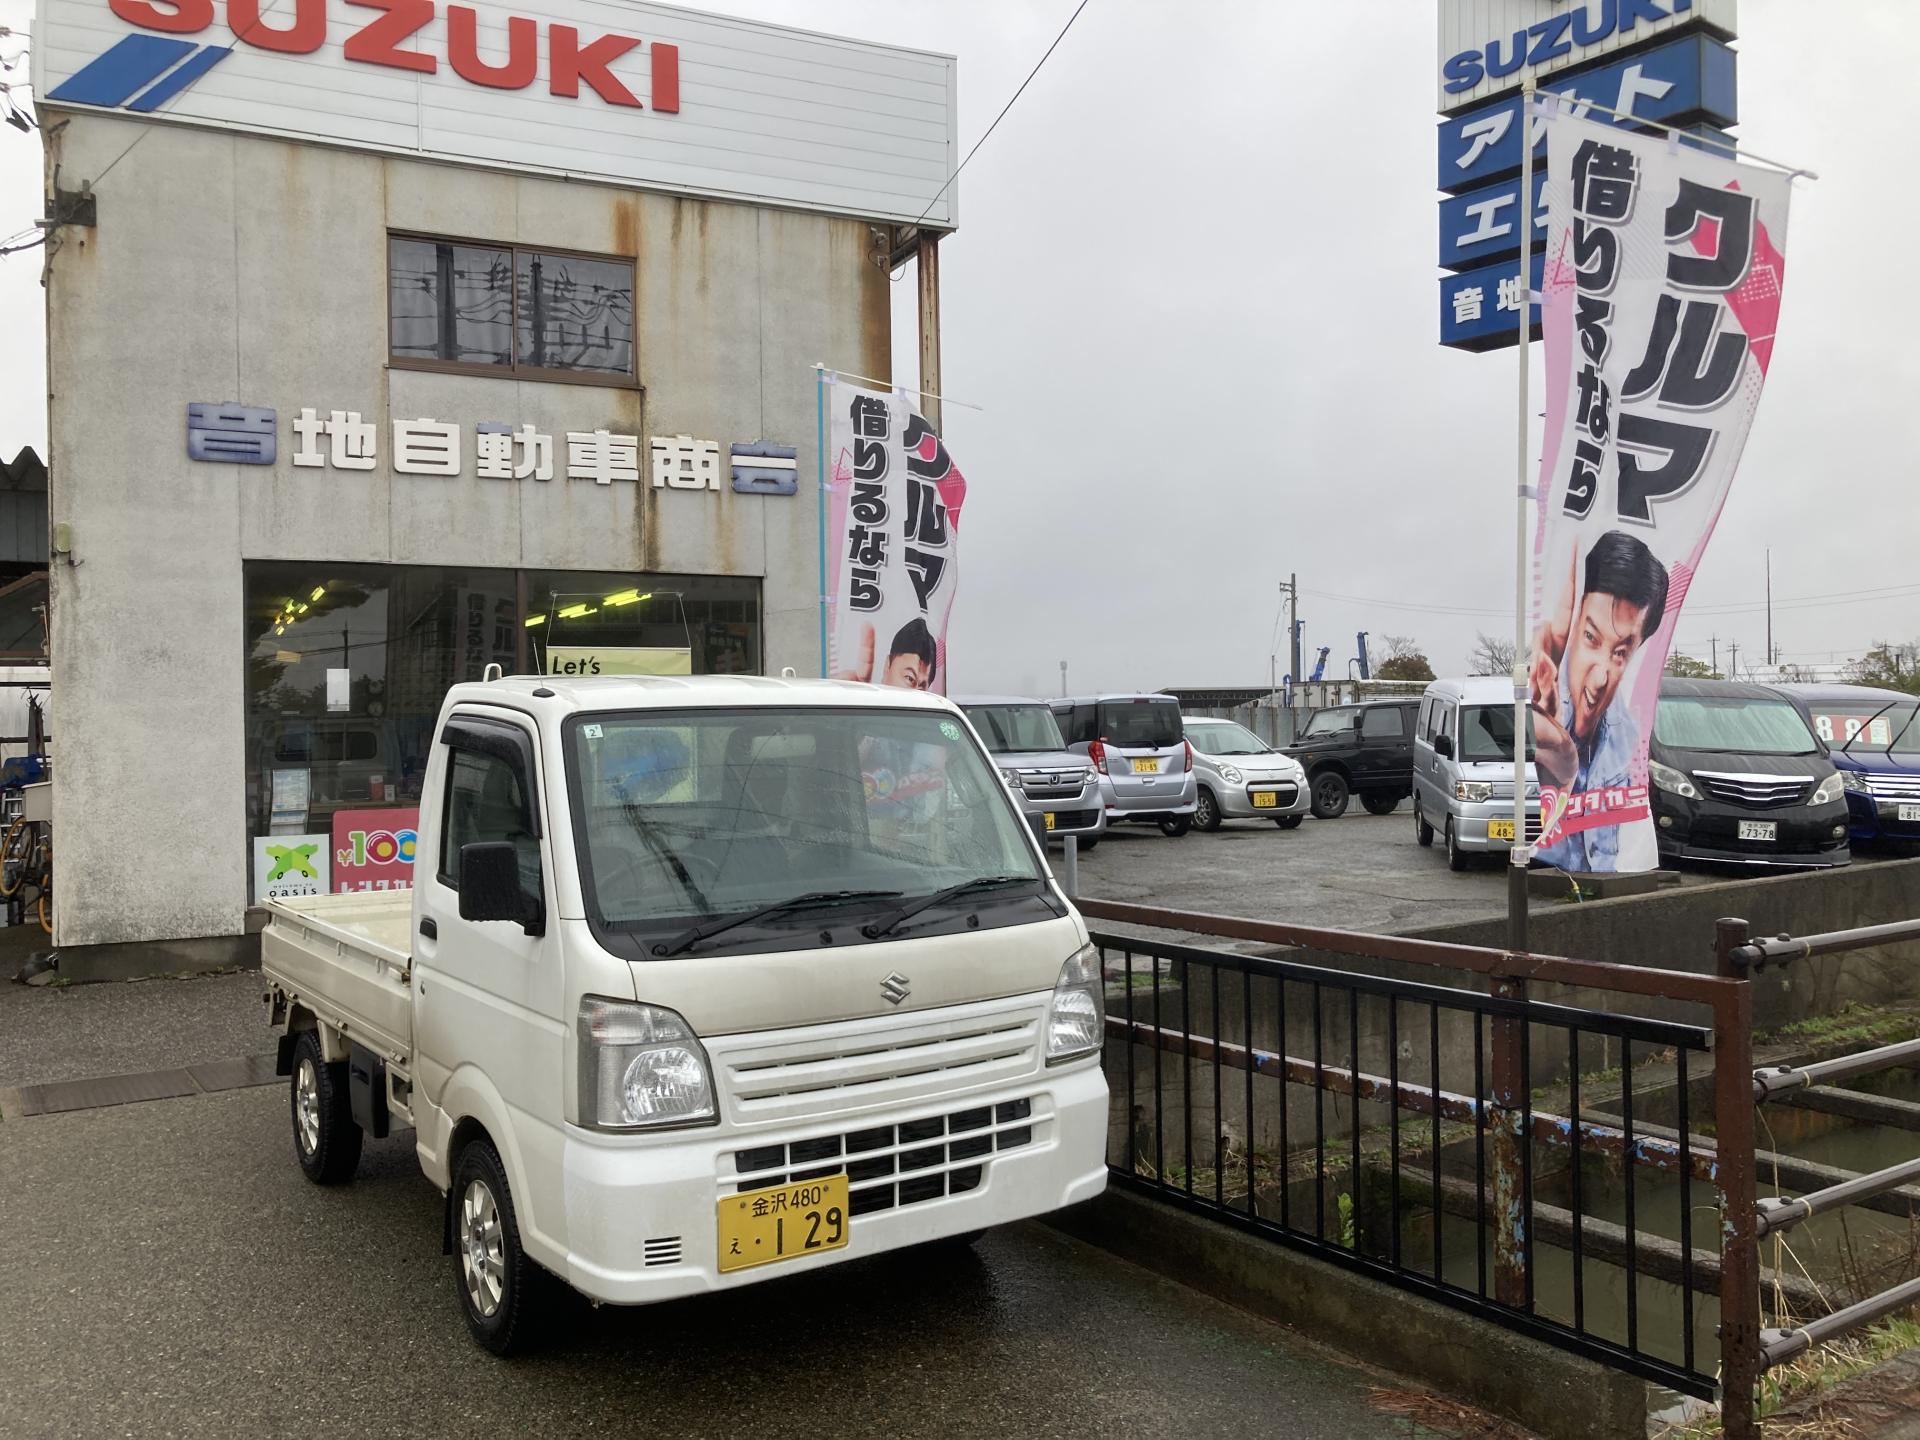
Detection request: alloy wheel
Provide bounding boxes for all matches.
[459,1179,507,1319]
[294,1057,321,1155]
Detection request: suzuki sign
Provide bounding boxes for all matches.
[32,0,960,227]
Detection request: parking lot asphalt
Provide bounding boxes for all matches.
[0,1084,1472,1440]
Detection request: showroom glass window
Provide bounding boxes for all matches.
[388,235,636,385]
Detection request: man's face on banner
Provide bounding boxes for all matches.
[1566,592,1648,743]
[882,650,932,690]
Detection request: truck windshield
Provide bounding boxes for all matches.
[963,704,1065,754]
[1654,696,1818,755]
[566,707,1043,938]
[1459,706,1535,762]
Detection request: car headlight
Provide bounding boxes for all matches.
[1840,770,1873,796]
[1220,765,1244,785]
[1046,942,1104,1064]
[1000,768,1021,788]
[1809,773,1844,806]
[1649,760,1699,800]
[577,997,716,1128]
[1454,781,1493,803]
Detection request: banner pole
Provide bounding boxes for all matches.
[815,365,830,678]
[1509,77,1536,954]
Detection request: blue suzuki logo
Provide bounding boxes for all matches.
[46,35,230,113]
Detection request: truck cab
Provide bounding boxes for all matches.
[262,675,1108,1352]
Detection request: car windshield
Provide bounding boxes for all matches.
[1654,696,1818,755]
[566,707,1041,937]
[1097,700,1183,749]
[1459,705,1536,762]
[1300,709,1351,739]
[1186,720,1268,756]
[963,703,1065,754]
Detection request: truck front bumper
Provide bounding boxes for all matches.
[557,1060,1109,1304]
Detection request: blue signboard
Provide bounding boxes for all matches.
[1437,34,1736,193]
[1440,250,1542,352]
[1439,122,1735,271]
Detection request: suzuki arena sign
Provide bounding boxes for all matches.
[1437,0,1737,112]
[33,0,959,227]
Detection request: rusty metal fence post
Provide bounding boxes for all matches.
[1490,974,1529,1307]
[1714,916,1761,1440]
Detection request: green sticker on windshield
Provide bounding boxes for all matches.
[941,720,961,741]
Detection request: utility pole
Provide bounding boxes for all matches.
[1729,640,1740,680]
[1709,634,1720,676]
[1765,550,1773,668]
[1287,573,1301,692]
[1059,660,1067,698]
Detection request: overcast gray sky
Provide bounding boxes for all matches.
[1,0,1913,697]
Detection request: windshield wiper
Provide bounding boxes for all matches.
[1841,702,1902,754]
[654,889,904,958]
[860,875,1034,940]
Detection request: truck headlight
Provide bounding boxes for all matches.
[577,997,716,1128]
[1046,942,1104,1064]
[1220,765,1244,785]
[1454,781,1493,803]
[1649,760,1699,800]
[1840,770,1873,796]
[1809,773,1844,806]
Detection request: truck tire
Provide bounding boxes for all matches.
[1414,802,1434,847]
[1275,815,1304,830]
[1309,771,1350,819]
[290,1030,362,1186]
[1360,793,1400,817]
[1158,815,1192,837]
[452,1138,542,1356]
[1446,818,1469,872]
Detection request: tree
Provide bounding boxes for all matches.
[1373,635,1435,682]
[1469,632,1516,676]
[1664,652,1721,679]
[1844,641,1920,695]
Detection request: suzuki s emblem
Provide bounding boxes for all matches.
[880,972,911,1006]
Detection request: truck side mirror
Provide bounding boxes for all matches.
[1433,734,1453,759]
[459,841,543,935]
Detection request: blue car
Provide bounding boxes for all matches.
[1771,684,1920,844]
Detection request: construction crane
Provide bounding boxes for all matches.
[1355,631,1371,681]
[1308,646,1331,683]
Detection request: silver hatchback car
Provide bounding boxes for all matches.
[1182,715,1310,830]
[1050,694,1198,836]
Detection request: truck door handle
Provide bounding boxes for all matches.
[420,918,438,940]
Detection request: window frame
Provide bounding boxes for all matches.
[436,714,544,891]
[386,229,642,391]
[1361,706,1405,740]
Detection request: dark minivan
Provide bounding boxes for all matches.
[1770,684,1920,846]
[1648,678,1849,868]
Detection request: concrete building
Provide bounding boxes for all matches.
[31,0,956,953]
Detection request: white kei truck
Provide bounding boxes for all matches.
[262,674,1109,1352]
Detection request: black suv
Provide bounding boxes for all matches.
[1285,698,1419,819]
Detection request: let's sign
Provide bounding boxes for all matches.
[32,0,960,228]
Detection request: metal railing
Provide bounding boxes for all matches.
[1080,899,1920,1437]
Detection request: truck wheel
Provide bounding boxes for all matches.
[1194,788,1222,832]
[1310,771,1350,819]
[1275,815,1304,830]
[1414,802,1434,848]
[1158,815,1192,837]
[1360,793,1400,817]
[452,1139,542,1356]
[291,1030,362,1186]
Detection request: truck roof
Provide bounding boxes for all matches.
[444,673,961,715]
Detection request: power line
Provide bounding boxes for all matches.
[1302,580,1920,621]
[908,0,1091,229]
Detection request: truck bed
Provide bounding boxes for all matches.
[262,892,414,1066]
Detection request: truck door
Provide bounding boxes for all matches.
[413,714,562,1129]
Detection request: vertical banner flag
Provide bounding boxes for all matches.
[1528,109,1793,872]
[826,382,967,695]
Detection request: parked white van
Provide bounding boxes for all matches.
[1412,677,1541,871]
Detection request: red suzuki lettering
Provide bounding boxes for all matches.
[650,40,678,114]
[109,0,212,32]
[344,0,437,73]
[446,5,537,90]
[548,23,642,107]
[229,0,327,53]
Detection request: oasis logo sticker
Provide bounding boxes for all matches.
[330,807,419,892]
[251,832,332,903]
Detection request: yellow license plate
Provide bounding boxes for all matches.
[1251,791,1278,809]
[718,1175,849,1274]
[1487,819,1516,841]
[1043,812,1056,830]
[1131,757,1159,774]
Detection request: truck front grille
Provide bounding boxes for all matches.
[729,1098,1036,1216]
[723,1010,1041,1116]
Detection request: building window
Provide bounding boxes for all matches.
[388,234,636,386]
